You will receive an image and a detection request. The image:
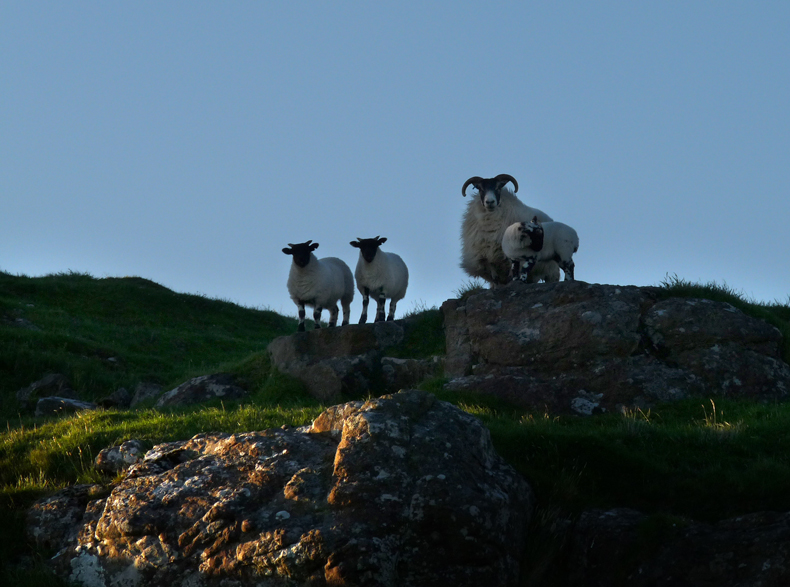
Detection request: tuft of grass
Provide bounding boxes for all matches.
[453,278,488,300]
[384,308,445,359]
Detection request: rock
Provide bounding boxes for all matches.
[567,508,790,586]
[268,321,406,401]
[97,387,132,409]
[26,484,106,552]
[381,356,444,391]
[35,396,98,417]
[31,390,533,587]
[130,382,164,407]
[442,282,790,413]
[154,373,247,408]
[94,440,147,474]
[16,374,76,409]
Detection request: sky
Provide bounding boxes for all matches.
[2,2,789,319]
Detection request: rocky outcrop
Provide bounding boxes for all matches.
[442,281,790,414]
[154,373,248,408]
[567,508,790,586]
[29,390,532,587]
[268,321,443,401]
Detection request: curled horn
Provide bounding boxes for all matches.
[462,176,484,197]
[494,174,518,193]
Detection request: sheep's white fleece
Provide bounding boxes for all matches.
[460,188,554,284]
[502,221,579,279]
[287,254,354,310]
[354,251,409,302]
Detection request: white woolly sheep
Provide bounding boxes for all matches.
[282,240,354,332]
[350,236,409,323]
[502,217,579,282]
[460,174,558,285]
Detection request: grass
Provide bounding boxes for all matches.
[0,270,296,418]
[1,271,789,585]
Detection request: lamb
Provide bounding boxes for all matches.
[282,240,354,332]
[502,217,579,282]
[350,236,409,323]
[460,173,559,285]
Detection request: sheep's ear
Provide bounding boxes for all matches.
[350,241,360,248]
[310,243,319,251]
[532,216,539,224]
[378,237,387,245]
[282,247,293,255]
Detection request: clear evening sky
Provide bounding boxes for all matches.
[2,2,788,318]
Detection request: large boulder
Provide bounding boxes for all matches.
[30,390,533,587]
[443,282,790,414]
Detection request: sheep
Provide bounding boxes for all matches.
[350,236,409,323]
[460,173,559,285]
[282,240,354,332]
[502,217,579,282]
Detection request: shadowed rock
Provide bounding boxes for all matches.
[268,321,442,401]
[35,396,97,417]
[154,373,247,408]
[17,374,76,409]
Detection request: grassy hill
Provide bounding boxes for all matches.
[2,271,790,586]
[0,271,300,416]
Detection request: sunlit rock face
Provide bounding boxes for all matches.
[443,281,790,414]
[28,390,533,587]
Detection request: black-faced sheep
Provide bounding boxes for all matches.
[282,240,354,332]
[502,217,579,282]
[349,236,409,323]
[460,174,557,285]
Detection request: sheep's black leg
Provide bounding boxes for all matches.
[510,260,521,282]
[561,259,575,281]
[313,306,322,329]
[359,287,369,324]
[375,292,386,322]
[519,257,536,282]
[387,300,397,321]
[328,304,339,327]
[297,303,306,332]
[341,300,351,326]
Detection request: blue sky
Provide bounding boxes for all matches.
[2,2,789,318]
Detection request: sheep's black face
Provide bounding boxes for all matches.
[474,177,516,212]
[350,237,387,263]
[282,240,319,268]
[462,174,518,213]
[519,221,544,251]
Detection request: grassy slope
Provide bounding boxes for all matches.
[0,271,298,415]
[1,271,790,585]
